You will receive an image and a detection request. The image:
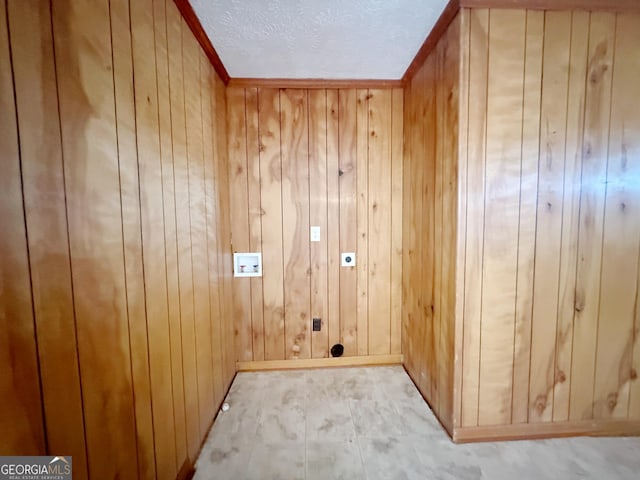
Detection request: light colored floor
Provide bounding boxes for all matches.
[194,366,640,480]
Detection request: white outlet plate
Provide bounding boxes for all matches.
[341,252,356,267]
[310,226,321,242]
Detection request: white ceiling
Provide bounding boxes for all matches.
[190,0,449,80]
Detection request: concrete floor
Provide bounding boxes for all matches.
[194,366,640,479]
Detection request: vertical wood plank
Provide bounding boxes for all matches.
[110,0,157,476]
[309,90,329,358]
[52,0,138,475]
[528,11,572,424]
[185,36,214,436]
[478,9,526,426]
[439,17,460,432]
[401,78,415,377]
[454,8,471,428]
[432,42,443,411]
[461,8,489,428]
[214,74,235,387]
[415,60,431,399]
[553,10,590,423]
[368,89,392,355]
[227,87,253,361]
[593,12,640,420]
[569,12,615,421]
[337,89,356,354]
[327,89,342,353]
[355,89,369,356]
[203,63,225,406]
[246,88,265,361]
[631,231,640,418]
[7,0,86,469]
[155,0,187,465]
[511,10,543,425]
[259,88,285,360]
[626,14,640,419]
[201,60,223,407]
[390,88,404,355]
[130,0,177,474]
[0,0,45,455]
[168,9,199,458]
[280,89,311,359]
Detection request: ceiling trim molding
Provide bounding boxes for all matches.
[401,0,460,85]
[459,0,640,10]
[173,0,230,84]
[227,78,403,89]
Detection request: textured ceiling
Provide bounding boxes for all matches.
[189,0,449,80]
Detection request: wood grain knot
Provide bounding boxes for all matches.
[370,130,376,137]
[589,64,609,85]
[366,94,373,100]
[574,292,585,313]
[630,369,637,380]
[236,165,243,175]
[556,370,566,384]
[534,395,547,414]
[607,392,618,412]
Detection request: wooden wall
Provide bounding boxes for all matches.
[456,8,640,435]
[227,87,403,362]
[0,0,235,478]
[402,15,460,435]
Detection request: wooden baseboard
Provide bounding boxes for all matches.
[236,354,402,371]
[453,419,640,443]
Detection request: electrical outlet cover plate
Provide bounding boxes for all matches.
[310,226,321,242]
[341,252,356,267]
[312,318,321,331]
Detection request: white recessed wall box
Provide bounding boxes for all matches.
[234,252,262,277]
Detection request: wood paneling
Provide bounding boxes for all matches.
[342,90,358,355]
[405,6,640,439]
[2,0,235,476]
[258,88,286,361]
[6,0,85,471]
[0,0,45,456]
[228,87,403,362]
[456,8,640,435]
[110,0,157,476]
[52,0,138,475]
[513,10,543,425]
[309,90,329,358]
[280,89,311,360]
[131,0,177,475]
[155,0,188,465]
[402,14,460,434]
[327,90,341,353]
